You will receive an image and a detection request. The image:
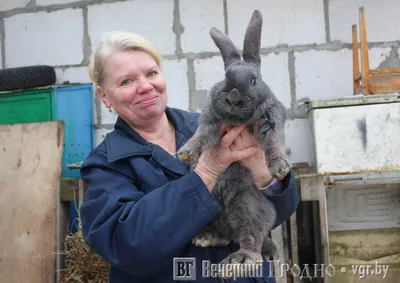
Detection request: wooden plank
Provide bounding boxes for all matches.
[271,225,288,283]
[370,68,400,74]
[60,179,79,202]
[0,121,64,283]
[281,223,291,279]
[352,24,361,95]
[370,74,400,81]
[56,200,70,283]
[318,185,330,283]
[289,212,300,283]
[77,179,86,208]
[298,174,330,280]
[371,82,400,94]
[354,85,363,95]
[299,174,323,201]
[59,178,87,203]
[312,201,323,283]
[359,7,371,94]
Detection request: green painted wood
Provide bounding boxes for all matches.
[0,89,55,125]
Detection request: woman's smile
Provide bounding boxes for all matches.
[138,96,158,105]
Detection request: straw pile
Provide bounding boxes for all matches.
[60,216,110,283]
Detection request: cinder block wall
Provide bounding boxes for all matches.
[1,0,399,166]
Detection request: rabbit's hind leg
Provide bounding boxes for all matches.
[218,226,264,278]
[218,180,271,277]
[262,235,277,259]
[192,224,231,247]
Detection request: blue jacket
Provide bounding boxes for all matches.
[80,107,300,283]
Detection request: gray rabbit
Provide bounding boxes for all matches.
[177,10,291,275]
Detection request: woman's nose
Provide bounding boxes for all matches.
[137,79,154,94]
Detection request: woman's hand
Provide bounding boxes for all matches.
[194,124,258,192]
[229,124,273,188]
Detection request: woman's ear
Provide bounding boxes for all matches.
[97,85,112,109]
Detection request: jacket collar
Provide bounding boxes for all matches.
[105,107,196,163]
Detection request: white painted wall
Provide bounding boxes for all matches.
[1,0,399,167]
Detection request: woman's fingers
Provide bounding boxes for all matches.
[230,127,259,151]
[231,145,258,161]
[238,127,250,140]
[220,123,229,135]
[254,120,260,134]
[220,124,246,148]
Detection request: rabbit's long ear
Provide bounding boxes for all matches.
[210,27,240,69]
[243,10,263,66]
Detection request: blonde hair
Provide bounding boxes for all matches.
[89,30,162,86]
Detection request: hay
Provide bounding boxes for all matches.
[60,215,110,283]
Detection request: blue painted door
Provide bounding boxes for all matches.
[54,84,94,232]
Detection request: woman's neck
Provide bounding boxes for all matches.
[130,113,172,142]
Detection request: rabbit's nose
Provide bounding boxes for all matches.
[227,89,241,106]
[226,97,240,106]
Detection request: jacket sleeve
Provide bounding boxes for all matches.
[262,169,300,229]
[79,151,220,277]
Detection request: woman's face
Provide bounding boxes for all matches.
[98,49,168,127]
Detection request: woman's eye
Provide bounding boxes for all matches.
[121,79,132,86]
[147,71,157,77]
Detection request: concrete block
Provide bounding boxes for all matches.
[295,49,352,101]
[227,0,325,48]
[193,56,225,111]
[261,53,291,109]
[190,90,207,113]
[194,56,225,90]
[284,118,313,165]
[4,9,83,67]
[94,127,113,148]
[162,59,189,111]
[295,48,391,101]
[180,0,224,53]
[54,67,91,85]
[0,0,30,11]
[88,1,175,56]
[36,0,90,6]
[368,48,394,69]
[329,0,400,43]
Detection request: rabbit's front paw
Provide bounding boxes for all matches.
[176,150,192,163]
[192,228,230,247]
[176,144,200,163]
[269,156,291,180]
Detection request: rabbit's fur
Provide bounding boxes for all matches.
[177,10,291,274]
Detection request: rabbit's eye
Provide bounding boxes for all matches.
[251,77,257,86]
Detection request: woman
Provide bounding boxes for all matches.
[80,30,299,283]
